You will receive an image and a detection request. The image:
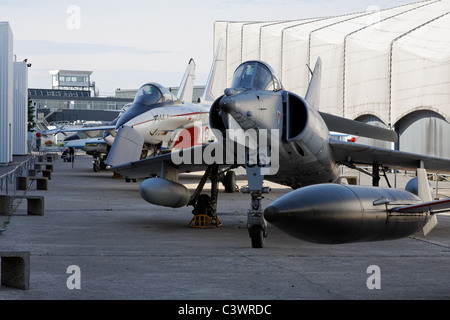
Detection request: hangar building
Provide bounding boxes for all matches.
[1,22,29,165]
[213,0,450,158]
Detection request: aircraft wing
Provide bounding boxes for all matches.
[330,140,450,174]
[320,112,398,143]
[43,125,116,135]
[64,137,106,148]
[109,142,230,179]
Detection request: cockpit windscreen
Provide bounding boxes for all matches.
[230,61,281,91]
[134,84,162,105]
[133,83,176,106]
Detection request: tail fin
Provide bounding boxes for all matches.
[305,57,322,109]
[176,58,196,103]
[198,38,224,105]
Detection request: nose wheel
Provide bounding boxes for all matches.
[244,159,270,248]
[250,226,265,248]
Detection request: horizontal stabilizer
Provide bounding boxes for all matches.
[43,125,116,135]
[105,126,144,167]
[321,112,398,142]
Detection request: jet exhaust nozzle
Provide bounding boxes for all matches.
[139,178,190,208]
[265,183,429,244]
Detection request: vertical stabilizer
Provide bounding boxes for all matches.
[198,38,224,105]
[305,57,322,109]
[176,58,196,103]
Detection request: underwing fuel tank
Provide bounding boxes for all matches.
[139,178,190,208]
[264,184,429,244]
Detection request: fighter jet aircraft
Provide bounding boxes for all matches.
[106,79,213,164]
[110,58,450,248]
[42,42,224,172]
[103,40,226,167]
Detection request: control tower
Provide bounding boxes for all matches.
[49,70,96,95]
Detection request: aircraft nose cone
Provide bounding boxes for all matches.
[263,205,280,223]
[219,95,235,114]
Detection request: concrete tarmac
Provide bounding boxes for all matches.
[1,155,450,300]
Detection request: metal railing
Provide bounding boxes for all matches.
[0,157,36,197]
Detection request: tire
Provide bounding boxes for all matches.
[224,171,236,193]
[250,226,265,248]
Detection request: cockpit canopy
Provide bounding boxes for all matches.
[115,83,177,129]
[230,61,282,91]
[133,83,177,106]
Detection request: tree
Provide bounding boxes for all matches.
[28,99,36,132]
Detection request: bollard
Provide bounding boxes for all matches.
[26,196,45,216]
[0,251,30,290]
[0,195,13,216]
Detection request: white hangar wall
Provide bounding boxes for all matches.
[396,110,450,157]
[13,61,29,156]
[214,0,450,158]
[0,22,14,165]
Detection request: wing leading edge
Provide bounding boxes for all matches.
[109,142,230,179]
[330,140,450,174]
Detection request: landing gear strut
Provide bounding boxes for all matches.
[243,147,271,248]
[189,164,220,220]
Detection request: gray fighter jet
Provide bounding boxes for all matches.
[110,58,450,248]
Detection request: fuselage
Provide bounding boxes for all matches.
[120,103,210,145]
[212,87,340,189]
[115,83,212,148]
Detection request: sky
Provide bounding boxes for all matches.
[2,0,418,96]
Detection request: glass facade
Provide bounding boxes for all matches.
[29,88,133,112]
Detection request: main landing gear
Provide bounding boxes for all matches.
[188,165,237,227]
[92,153,107,172]
[188,159,270,248]
[189,156,270,248]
